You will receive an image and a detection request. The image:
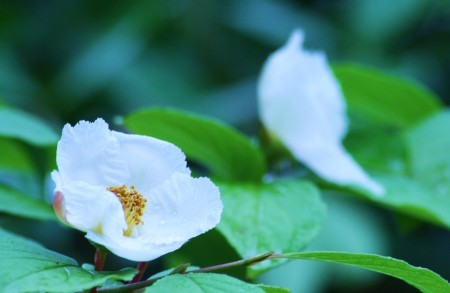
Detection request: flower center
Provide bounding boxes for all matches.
[107,185,147,236]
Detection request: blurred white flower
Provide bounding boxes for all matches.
[258,30,384,196]
[51,119,223,261]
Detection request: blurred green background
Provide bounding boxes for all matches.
[1,0,449,126]
[0,1,449,292]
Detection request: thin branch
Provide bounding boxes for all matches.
[97,251,275,293]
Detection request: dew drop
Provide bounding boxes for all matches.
[159,220,166,225]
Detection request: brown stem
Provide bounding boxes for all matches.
[129,262,149,284]
[94,248,108,271]
[90,248,108,293]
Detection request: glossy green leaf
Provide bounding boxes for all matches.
[0,228,137,292]
[334,64,441,129]
[124,108,266,182]
[280,251,450,293]
[217,180,326,276]
[0,185,55,220]
[146,273,264,293]
[0,107,58,146]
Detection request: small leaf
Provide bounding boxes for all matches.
[149,266,200,280]
[146,273,264,293]
[279,251,450,293]
[0,228,137,292]
[0,185,56,220]
[217,180,326,276]
[124,108,266,182]
[258,285,291,293]
[333,64,441,128]
[0,107,58,146]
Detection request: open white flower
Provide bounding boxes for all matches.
[258,29,384,196]
[51,118,223,261]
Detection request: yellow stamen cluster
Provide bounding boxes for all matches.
[107,185,147,236]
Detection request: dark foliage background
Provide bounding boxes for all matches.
[0,1,449,292]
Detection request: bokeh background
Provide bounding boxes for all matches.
[1,1,449,292]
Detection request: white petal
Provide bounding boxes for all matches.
[291,144,384,196]
[140,173,222,244]
[85,232,185,262]
[258,29,384,196]
[85,173,222,261]
[52,171,127,233]
[112,132,190,193]
[56,119,130,187]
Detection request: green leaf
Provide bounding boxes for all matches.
[405,110,450,184]
[0,138,40,195]
[333,64,441,129]
[124,108,266,182]
[0,228,137,292]
[0,138,35,171]
[364,110,450,229]
[343,108,450,229]
[148,266,200,279]
[344,117,407,174]
[217,180,326,276]
[258,285,291,293]
[280,251,450,293]
[0,185,56,220]
[370,174,450,229]
[0,107,58,146]
[145,273,264,293]
[344,111,450,229]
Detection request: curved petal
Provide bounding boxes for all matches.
[258,29,384,196]
[56,119,130,187]
[258,30,347,145]
[52,118,223,262]
[112,132,190,194]
[291,144,384,195]
[85,173,222,261]
[52,171,126,234]
[140,173,222,243]
[85,232,185,262]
